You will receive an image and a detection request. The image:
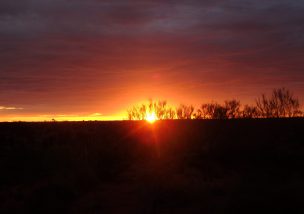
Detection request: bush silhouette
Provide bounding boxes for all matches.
[127,88,303,120]
[127,99,176,120]
[176,104,194,119]
[241,105,259,118]
[196,103,227,119]
[256,88,302,118]
[224,99,241,119]
[196,100,240,119]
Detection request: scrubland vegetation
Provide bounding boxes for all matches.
[128,88,303,120]
[0,87,303,213]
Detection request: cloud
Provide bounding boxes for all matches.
[0,0,303,115]
[0,106,23,110]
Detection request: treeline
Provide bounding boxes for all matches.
[127,88,303,120]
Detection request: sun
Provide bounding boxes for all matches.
[146,112,157,123]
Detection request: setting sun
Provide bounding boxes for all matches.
[146,112,157,123]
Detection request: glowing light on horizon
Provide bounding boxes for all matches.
[0,113,125,122]
[146,112,157,123]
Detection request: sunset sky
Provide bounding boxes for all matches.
[0,0,304,121]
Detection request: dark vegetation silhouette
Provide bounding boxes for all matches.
[1,119,304,213]
[1,87,304,213]
[127,88,303,120]
[176,104,195,119]
[256,87,302,118]
[127,99,176,120]
[241,104,259,118]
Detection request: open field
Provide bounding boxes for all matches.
[1,119,304,213]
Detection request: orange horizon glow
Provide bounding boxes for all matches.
[1,96,304,122]
[0,113,126,122]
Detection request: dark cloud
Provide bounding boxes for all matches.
[0,0,304,116]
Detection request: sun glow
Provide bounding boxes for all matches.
[146,112,157,123]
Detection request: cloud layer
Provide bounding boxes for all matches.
[0,0,304,117]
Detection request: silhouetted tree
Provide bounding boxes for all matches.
[139,104,147,120]
[127,106,141,120]
[197,103,228,119]
[224,99,241,118]
[154,100,168,119]
[193,109,203,119]
[164,107,176,119]
[176,104,194,119]
[199,103,216,119]
[241,105,259,118]
[213,104,228,119]
[196,103,208,119]
[127,100,176,120]
[256,88,301,118]
[127,88,303,120]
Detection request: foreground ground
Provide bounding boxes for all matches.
[0,119,304,213]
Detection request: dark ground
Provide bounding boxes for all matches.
[0,119,304,213]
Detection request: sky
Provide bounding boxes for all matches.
[0,0,304,121]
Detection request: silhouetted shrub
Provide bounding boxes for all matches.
[127,88,303,120]
[196,103,227,119]
[256,88,301,118]
[241,105,259,118]
[127,99,176,120]
[224,99,241,119]
[176,104,194,119]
